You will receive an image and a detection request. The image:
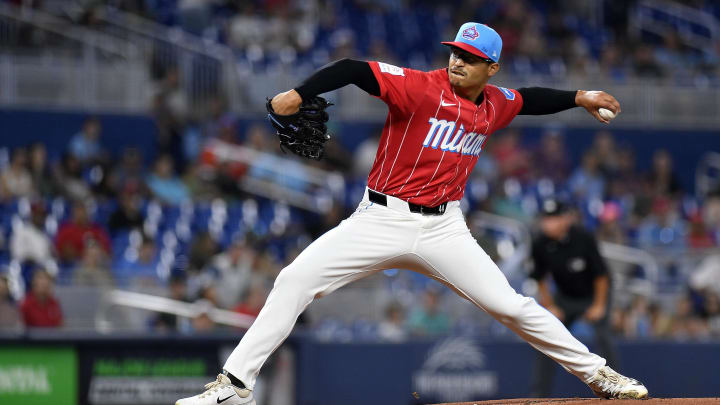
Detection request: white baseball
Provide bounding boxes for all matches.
[598,108,616,120]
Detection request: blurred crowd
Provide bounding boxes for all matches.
[22,0,719,84]
[2,105,720,341]
[2,0,720,341]
[470,128,720,250]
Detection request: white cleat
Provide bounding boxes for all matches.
[586,366,649,399]
[175,374,255,405]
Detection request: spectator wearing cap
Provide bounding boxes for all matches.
[529,199,617,397]
[19,269,63,328]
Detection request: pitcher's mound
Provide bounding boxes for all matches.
[431,399,720,405]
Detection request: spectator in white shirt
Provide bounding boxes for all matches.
[378,301,408,342]
[10,201,57,274]
[0,147,33,201]
[211,237,260,309]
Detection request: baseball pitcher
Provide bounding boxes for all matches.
[177,23,647,405]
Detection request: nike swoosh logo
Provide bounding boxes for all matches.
[217,393,236,403]
[440,100,456,107]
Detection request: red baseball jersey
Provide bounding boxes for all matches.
[366,61,523,206]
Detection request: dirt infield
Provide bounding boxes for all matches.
[431,398,720,405]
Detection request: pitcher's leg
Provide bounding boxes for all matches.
[530,309,580,397]
[417,219,605,381]
[223,261,324,390]
[224,205,417,389]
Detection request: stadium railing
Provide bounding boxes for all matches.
[91,5,243,110]
[202,139,346,213]
[95,289,255,332]
[0,2,145,110]
[633,0,718,56]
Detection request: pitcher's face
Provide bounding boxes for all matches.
[448,47,499,91]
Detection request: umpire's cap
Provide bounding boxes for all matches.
[539,199,570,217]
[442,22,503,63]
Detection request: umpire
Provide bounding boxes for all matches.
[529,199,618,397]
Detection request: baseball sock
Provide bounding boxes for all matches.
[222,370,246,389]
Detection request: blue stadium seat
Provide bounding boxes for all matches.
[351,318,379,341]
[453,317,485,337]
[314,318,354,343]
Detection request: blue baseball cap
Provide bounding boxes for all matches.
[442,22,502,63]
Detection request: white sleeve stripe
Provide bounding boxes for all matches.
[381,111,416,191]
[373,112,392,190]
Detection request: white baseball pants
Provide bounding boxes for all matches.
[224,189,605,389]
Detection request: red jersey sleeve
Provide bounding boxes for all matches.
[487,85,523,132]
[368,61,429,116]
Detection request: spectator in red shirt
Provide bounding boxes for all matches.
[492,128,530,182]
[233,283,268,319]
[55,201,111,263]
[688,212,715,248]
[20,269,63,327]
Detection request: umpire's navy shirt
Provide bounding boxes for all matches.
[530,226,608,299]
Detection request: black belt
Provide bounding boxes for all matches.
[368,189,447,215]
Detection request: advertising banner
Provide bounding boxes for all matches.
[296,338,720,405]
[77,342,222,405]
[0,346,77,405]
[296,338,529,405]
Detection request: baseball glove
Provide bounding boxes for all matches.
[266,96,333,160]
